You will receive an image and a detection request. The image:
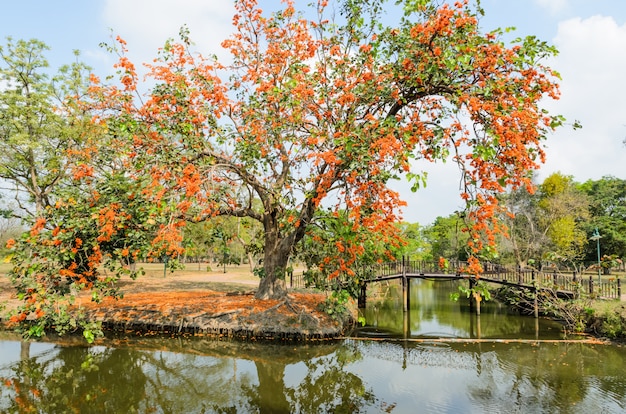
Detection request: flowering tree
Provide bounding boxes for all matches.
[7,0,566,334]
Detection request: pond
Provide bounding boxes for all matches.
[356,278,565,340]
[1,279,626,413]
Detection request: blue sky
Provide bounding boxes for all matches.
[2,0,625,224]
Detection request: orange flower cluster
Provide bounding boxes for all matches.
[29,218,46,237]
[71,0,563,296]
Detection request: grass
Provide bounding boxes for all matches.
[588,298,626,324]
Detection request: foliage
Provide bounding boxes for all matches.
[579,176,626,262]
[451,280,491,303]
[538,173,590,266]
[0,37,96,217]
[599,254,623,276]
[319,289,352,321]
[423,213,470,261]
[0,208,22,256]
[499,172,590,270]
[598,311,623,339]
[298,209,398,286]
[5,173,167,341]
[5,0,567,337]
[394,221,430,261]
[498,181,546,267]
[183,214,262,268]
[181,221,215,263]
[588,300,626,339]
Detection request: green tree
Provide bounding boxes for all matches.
[184,215,262,271]
[424,213,470,262]
[395,221,430,261]
[579,176,626,262]
[538,172,590,268]
[0,37,95,217]
[180,221,214,265]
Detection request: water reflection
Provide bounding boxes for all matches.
[1,279,626,413]
[0,336,383,414]
[2,337,626,413]
[356,279,565,340]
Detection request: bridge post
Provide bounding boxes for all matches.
[618,278,622,299]
[402,257,409,312]
[589,275,594,296]
[358,282,367,309]
[469,278,476,314]
[532,271,538,319]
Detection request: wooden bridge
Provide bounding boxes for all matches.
[290,259,623,317]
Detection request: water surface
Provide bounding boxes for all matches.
[1,279,625,413]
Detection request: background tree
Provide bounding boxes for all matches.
[579,176,626,263]
[183,215,262,271]
[0,37,95,217]
[394,221,430,261]
[423,213,470,262]
[180,221,213,265]
[498,185,546,268]
[537,172,590,268]
[500,172,590,269]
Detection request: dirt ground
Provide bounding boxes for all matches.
[0,263,258,311]
[0,263,351,340]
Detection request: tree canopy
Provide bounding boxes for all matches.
[580,176,626,262]
[5,0,567,339]
[0,37,95,217]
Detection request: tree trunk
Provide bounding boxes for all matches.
[255,211,291,300]
[254,197,312,300]
[256,247,288,299]
[247,250,255,274]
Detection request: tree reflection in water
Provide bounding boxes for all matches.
[466,341,626,413]
[0,338,385,413]
[360,279,565,340]
[1,345,148,413]
[1,334,626,412]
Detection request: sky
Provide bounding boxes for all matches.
[1,0,625,225]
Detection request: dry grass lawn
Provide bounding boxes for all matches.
[0,262,349,340]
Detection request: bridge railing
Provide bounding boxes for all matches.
[477,267,622,300]
[289,261,622,299]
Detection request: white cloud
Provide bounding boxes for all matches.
[102,0,236,67]
[534,0,568,15]
[539,15,626,182]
